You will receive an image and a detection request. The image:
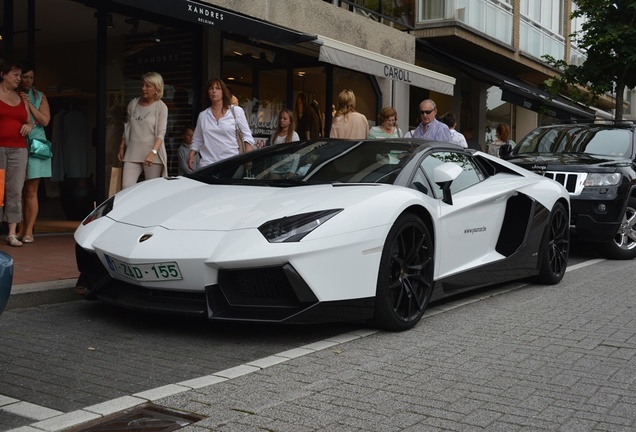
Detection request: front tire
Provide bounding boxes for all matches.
[599,197,636,260]
[534,201,569,285]
[372,213,434,331]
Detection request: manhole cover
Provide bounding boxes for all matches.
[66,403,205,432]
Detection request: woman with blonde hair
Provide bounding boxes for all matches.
[118,71,168,188]
[329,89,368,139]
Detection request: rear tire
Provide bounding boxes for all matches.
[534,201,569,285]
[599,197,636,260]
[372,213,434,331]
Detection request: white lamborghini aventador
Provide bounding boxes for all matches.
[75,138,570,330]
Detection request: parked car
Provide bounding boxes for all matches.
[0,251,14,317]
[503,122,636,259]
[75,138,570,331]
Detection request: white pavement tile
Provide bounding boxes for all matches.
[177,375,228,389]
[276,347,316,359]
[213,364,260,379]
[0,395,19,407]
[301,340,340,351]
[133,384,190,401]
[324,332,365,344]
[346,328,380,337]
[83,396,146,416]
[1,402,62,421]
[246,355,291,369]
[6,426,42,432]
[30,410,101,432]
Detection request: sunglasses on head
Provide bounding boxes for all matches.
[420,109,435,115]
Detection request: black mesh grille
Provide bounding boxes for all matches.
[218,267,299,306]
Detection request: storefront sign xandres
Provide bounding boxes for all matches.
[186,2,224,26]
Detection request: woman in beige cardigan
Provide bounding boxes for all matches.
[329,89,368,139]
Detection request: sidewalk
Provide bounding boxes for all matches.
[0,221,80,310]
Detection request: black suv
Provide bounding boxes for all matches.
[503,122,636,260]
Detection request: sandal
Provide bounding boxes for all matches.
[6,235,23,247]
[22,235,34,244]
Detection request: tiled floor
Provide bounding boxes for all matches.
[0,225,79,286]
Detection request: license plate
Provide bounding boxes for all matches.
[105,255,183,282]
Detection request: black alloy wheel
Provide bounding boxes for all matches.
[535,202,569,284]
[372,213,434,331]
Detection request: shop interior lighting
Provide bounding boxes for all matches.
[154,26,164,43]
[106,14,115,29]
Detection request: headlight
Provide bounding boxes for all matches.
[82,196,115,225]
[259,209,343,243]
[584,173,621,187]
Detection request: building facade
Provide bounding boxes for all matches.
[0,0,616,219]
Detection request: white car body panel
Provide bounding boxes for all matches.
[74,140,570,328]
[76,179,441,302]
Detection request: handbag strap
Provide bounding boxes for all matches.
[229,105,245,154]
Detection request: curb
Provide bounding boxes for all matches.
[7,279,79,310]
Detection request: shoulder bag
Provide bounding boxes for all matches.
[229,105,245,154]
[28,137,53,159]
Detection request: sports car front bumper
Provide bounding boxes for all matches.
[75,244,375,324]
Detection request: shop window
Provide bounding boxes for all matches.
[485,85,512,144]
[295,67,327,140]
[330,67,374,132]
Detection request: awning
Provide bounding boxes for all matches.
[315,35,455,95]
[418,40,594,121]
[111,0,317,45]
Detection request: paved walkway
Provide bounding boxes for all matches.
[1,226,79,311]
[3,224,636,431]
[5,258,636,431]
[0,234,78,286]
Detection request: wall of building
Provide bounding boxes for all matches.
[201,0,417,64]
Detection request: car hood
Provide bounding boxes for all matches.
[107,177,392,231]
[506,153,632,170]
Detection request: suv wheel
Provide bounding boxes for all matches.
[599,197,636,260]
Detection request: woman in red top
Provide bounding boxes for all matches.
[0,60,33,247]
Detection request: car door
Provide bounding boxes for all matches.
[414,150,517,279]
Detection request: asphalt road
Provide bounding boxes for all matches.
[0,237,611,431]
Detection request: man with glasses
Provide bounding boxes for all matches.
[404,99,451,142]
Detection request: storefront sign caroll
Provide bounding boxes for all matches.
[384,66,411,84]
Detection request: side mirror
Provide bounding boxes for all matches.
[433,162,463,205]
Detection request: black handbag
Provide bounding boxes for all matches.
[28,137,53,159]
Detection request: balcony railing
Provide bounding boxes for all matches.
[325,0,415,31]
[519,19,565,61]
[570,46,586,66]
[417,0,513,46]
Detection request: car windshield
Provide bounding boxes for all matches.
[187,139,421,186]
[515,127,633,158]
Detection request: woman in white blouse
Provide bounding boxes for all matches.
[188,78,254,169]
[118,71,168,189]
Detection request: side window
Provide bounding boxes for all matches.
[419,152,483,198]
[409,168,432,196]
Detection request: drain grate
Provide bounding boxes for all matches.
[66,403,206,432]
